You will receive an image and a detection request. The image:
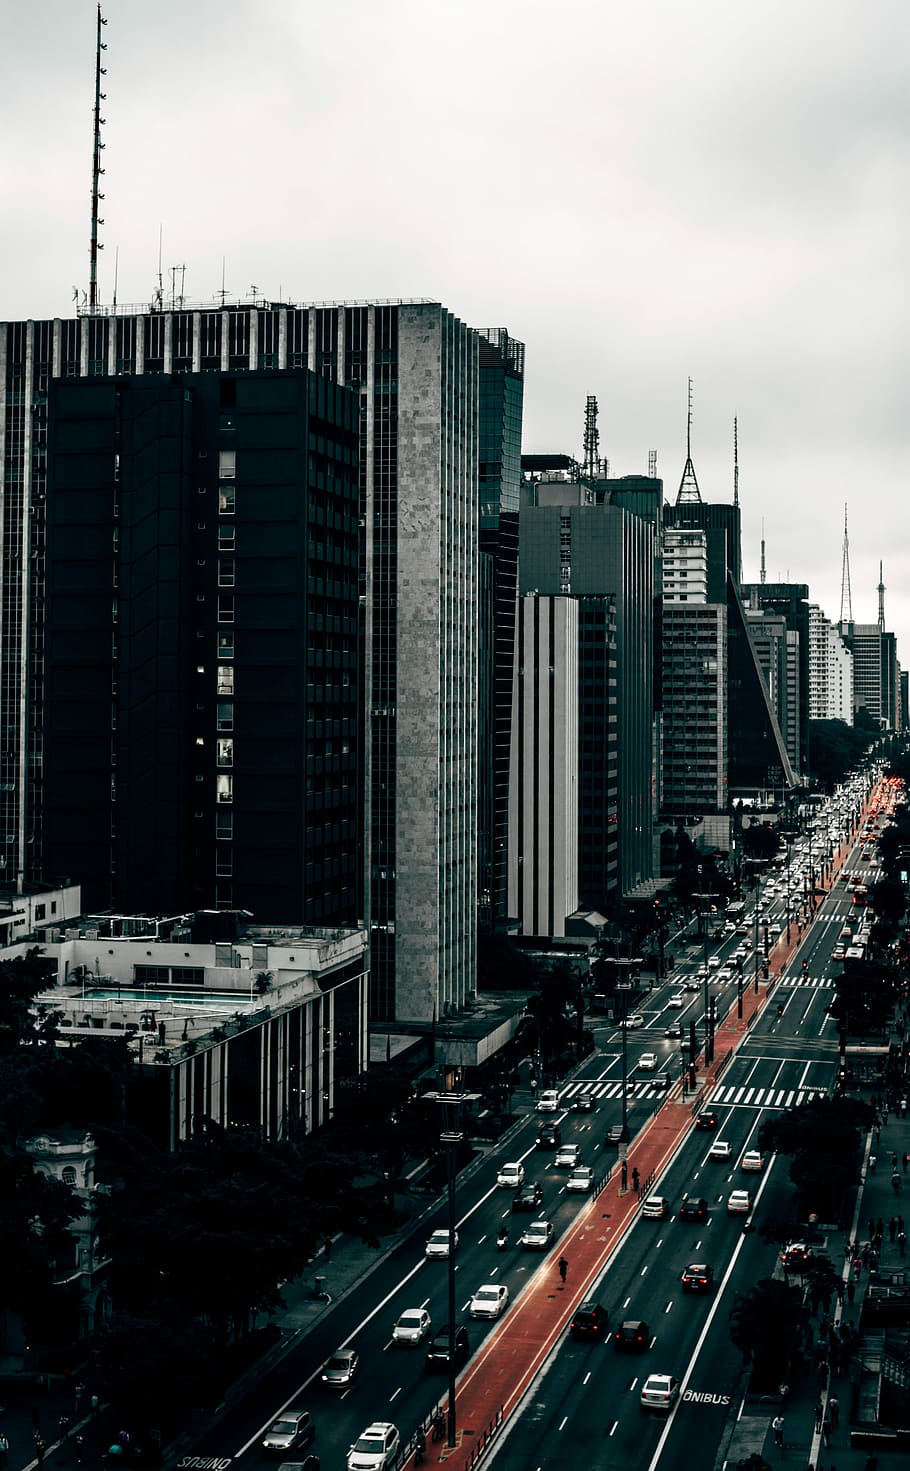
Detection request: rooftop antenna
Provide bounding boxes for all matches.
[839,503,853,625]
[648,449,658,479]
[760,519,766,584]
[675,377,702,504]
[88,4,108,311]
[169,263,186,309]
[582,395,600,481]
[219,256,228,307]
[878,560,886,632]
[733,416,740,508]
[153,225,163,310]
[112,244,119,307]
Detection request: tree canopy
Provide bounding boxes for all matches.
[729,1277,808,1391]
[757,1095,874,1216]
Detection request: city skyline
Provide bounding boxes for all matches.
[2,0,907,656]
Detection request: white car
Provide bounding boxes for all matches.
[519,1219,554,1249]
[536,1089,560,1112]
[708,1139,732,1161]
[623,1014,645,1029]
[741,1150,764,1172]
[638,1052,658,1071]
[347,1422,401,1471]
[392,1307,431,1345]
[425,1228,458,1259]
[496,1161,525,1189]
[727,1189,752,1215]
[566,1165,594,1193]
[469,1283,510,1319]
[640,1373,680,1413]
[666,994,685,1008]
[555,1143,581,1169]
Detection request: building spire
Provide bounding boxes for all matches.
[675,376,702,504]
[760,519,766,584]
[582,394,601,481]
[839,503,853,625]
[878,560,886,632]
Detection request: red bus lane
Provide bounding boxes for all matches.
[419,809,876,1470]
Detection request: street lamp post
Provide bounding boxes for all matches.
[426,1087,480,1448]
[697,877,719,1065]
[608,957,641,1142]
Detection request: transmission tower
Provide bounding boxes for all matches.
[878,561,886,632]
[648,449,658,479]
[733,417,740,507]
[675,377,702,504]
[839,504,853,625]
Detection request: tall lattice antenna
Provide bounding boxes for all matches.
[733,417,740,507]
[878,560,886,632]
[675,377,702,504]
[582,395,600,480]
[648,448,657,479]
[88,4,108,311]
[839,503,853,624]
[760,519,766,584]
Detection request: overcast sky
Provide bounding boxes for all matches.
[3,0,908,661]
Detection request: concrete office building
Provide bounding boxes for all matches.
[740,583,811,778]
[743,606,801,775]
[0,302,521,1031]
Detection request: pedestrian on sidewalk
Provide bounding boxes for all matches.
[814,1400,823,1431]
[892,1171,902,1195]
[835,1278,845,1304]
[829,1393,839,1427]
[869,1154,877,1173]
[904,1152,909,1174]
[632,1166,640,1192]
[323,1235,332,1264]
[772,1413,784,1448]
[822,1415,832,1447]
[847,1278,856,1305]
[0,1431,9,1470]
[876,1216,884,1240]
[889,1217,897,1242]
[558,1256,568,1283]
[899,1229,906,1257]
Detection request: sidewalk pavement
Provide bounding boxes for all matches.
[723,1105,910,1471]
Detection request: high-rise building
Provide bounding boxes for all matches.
[0,302,522,1030]
[807,605,853,723]
[841,622,899,730]
[739,583,810,778]
[517,482,655,900]
[42,370,361,924]
[477,331,525,929]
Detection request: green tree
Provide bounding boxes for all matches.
[729,1278,808,1391]
[808,719,873,788]
[758,1095,874,1216]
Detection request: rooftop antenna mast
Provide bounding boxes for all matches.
[88,4,108,311]
[582,394,600,481]
[839,503,853,625]
[878,560,886,632]
[648,449,657,479]
[675,376,702,504]
[760,519,766,584]
[733,416,740,507]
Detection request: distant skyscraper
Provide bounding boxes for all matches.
[0,301,523,1030]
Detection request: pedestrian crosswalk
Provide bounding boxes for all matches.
[560,1078,678,1103]
[778,974,835,989]
[558,1076,825,1109]
[709,1084,821,1109]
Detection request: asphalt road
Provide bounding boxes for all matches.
[179,794,883,1471]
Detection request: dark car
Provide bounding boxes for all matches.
[605,1123,624,1145]
[570,1302,609,1341]
[512,1182,543,1212]
[536,1123,562,1149]
[613,1319,650,1352]
[681,1262,715,1293]
[425,1323,470,1371]
[679,1196,708,1223]
[694,1110,718,1131]
[571,1092,596,1112]
[781,1242,814,1272]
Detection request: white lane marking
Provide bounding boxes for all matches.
[645,1158,779,1471]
